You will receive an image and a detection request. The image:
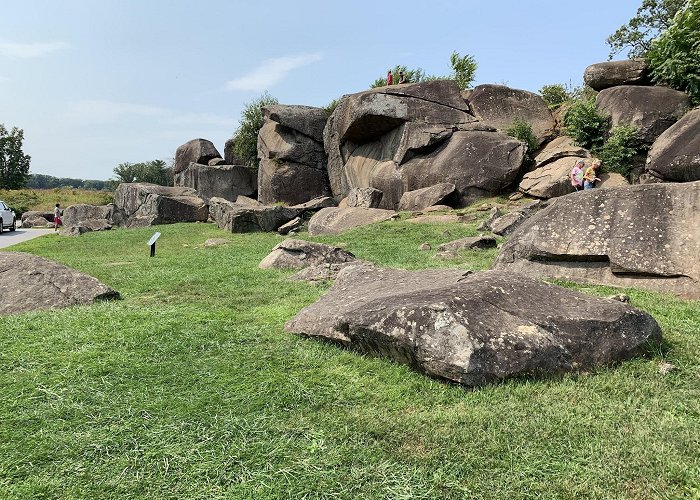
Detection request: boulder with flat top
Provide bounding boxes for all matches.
[112,183,208,228]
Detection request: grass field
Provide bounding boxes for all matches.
[0,214,698,499]
[0,188,113,215]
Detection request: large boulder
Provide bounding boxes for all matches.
[223,138,243,165]
[466,84,556,146]
[346,187,383,208]
[112,183,209,228]
[174,162,257,202]
[257,105,330,205]
[285,265,661,387]
[174,139,222,174]
[533,136,590,170]
[493,182,700,298]
[583,60,651,91]
[62,204,114,228]
[645,107,700,182]
[595,86,691,144]
[398,183,455,211]
[208,197,299,233]
[259,239,355,270]
[0,252,119,315]
[21,211,53,223]
[324,80,524,208]
[307,207,396,236]
[21,216,51,228]
[519,157,587,198]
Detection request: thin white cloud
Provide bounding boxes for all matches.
[66,100,234,128]
[0,76,8,83]
[225,52,323,92]
[0,41,70,58]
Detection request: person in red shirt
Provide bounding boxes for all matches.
[387,70,393,85]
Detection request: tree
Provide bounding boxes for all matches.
[113,159,171,185]
[606,0,686,59]
[449,51,477,91]
[0,124,31,190]
[230,92,279,169]
[647,0,700,103]
[371,65,427,88]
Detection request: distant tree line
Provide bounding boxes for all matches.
[26,174,115,191]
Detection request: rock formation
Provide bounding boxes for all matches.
[645,107,700,182]
[174,163,257,202]
[307,207,396,236]
[259,239,356,270]
[112,183,209,228]
[285,265,661,386]
[583,60,651,91]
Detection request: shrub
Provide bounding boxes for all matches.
[647,0,700,103]
[594,126,643,177]
[539,84,570,109]
[506,118,539,165]
[323,98,340,115]
[230,92,279,169]
[563,99,609,149]
[450,51,477,91]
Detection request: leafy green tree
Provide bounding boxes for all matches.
[606,0,685,59]
[647,0,700,103]
[506,118,539,166]
[563,99,609,150]
[539,84,570,109]
[0,124,31,190]
[594,126,642,177]
[113,159,171,185]
[230,92,278,169]
[449,51,477,90]
[371,65,426,88]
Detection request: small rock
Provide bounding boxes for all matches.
[441,230,452,238]
[607,293,631,303]
[419,243,432,251]
[204,238,229,247]
[658,362,676,375]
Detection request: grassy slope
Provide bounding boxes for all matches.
[0,188,113,214]
[0,216,698,499]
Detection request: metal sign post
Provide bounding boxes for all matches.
[147,232,161,257]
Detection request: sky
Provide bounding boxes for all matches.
[0,0,643,182]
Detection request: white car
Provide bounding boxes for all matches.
[0,201,17,233]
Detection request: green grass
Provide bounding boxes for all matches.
[1,218,698,499]
[0,188,113,215]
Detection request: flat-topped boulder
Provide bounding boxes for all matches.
[596,86,691,144]
[112,183,208,228]
[21,216,51,228]
[533,136,590,170]
[519,157,588,198]
[398,183,455,211]
[0,252,119,315]
[307,207,396,236]
[437,236,497,252]
[174,162,257,202]
[174,138,222,174]
[494,182,700,298]
[21,211,54,223]
[257,105,330,205]
[466,84,556,146]
[583,59,651,90]
[62,204,114,228]
[645,107,700,182]
[346,187,383,208]
[285,265,661,386]
[208,197,300,233]
[259,239,356,270]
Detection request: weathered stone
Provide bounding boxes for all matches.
[21,211,53,223]
[467,84,556,146]
[347,187,383,208]
[307,207,396,236]
[0,252,119,315]
[112,183,208,228]
[645,107,700,182]
[596,86,691,144]
[263,104,328,142]
[277,217,302,235]
[398,183,455,211]
[419,243,432,251]
[289,196,337,211]
[583,59,651,91]
[174,138,221,174]
[598,172,630,189]
[21,216,51,228]
[493,182,700,298]
[224,138,243,165]
[60,219,112,236]
[207,157,226,166]
[204,238,229,247]
[174,162,257,202]
[208,197,299,233]
[533,136,590,169]
[285,266,661,386]
[62,204,114,228]
[259,239,355,270]
[438,236,497,252]
[289,261,362,283]
[519,157,588,198]
[490,212,528,236]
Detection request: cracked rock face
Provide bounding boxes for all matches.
[307,207,396,236]
[323,80,525,209]
[112,183,209,228]
[285,265,661,386]
[258,239,355,270]
[257,105,331,205]
[493,182,700,298]
[645,107,700,182]
[0,252,119,315]
[174,163,257,202]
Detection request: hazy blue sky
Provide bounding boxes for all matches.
[1,0,641,181]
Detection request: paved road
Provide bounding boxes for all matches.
[0,228,55,249]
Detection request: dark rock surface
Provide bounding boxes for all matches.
[174,162,257,202]
[307,207,396,236]
[285,265,661,386]
[208,197,299,233]
[493,182,700,298]
[583,60,651,91]
[596,86,691,144]
[112,183,209,228]
[398,183,455,211]
[0,252,119,315]
[346,187,383,208]
[645,107,700,182]
[259,239,355,270]
[174,138,222,174]
[438,236,497,252]
[62,204,114,228]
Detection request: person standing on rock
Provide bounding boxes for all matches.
[387,69,393,85]
[583,160,602,190]
[570,160,585,191]
[398,71,407,84]
[53,203,62,231]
